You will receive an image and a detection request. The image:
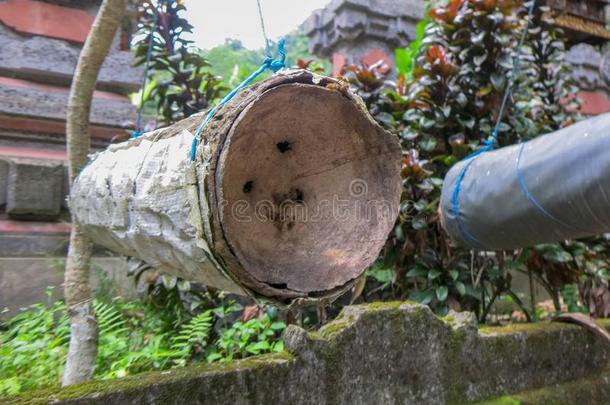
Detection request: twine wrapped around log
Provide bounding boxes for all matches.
[70,70,401,305]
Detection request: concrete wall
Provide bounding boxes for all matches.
[0,155,136,313]
[8,301,610,404]
[566,43,610,115]
[0,0,142,312]
[0,257,135,313]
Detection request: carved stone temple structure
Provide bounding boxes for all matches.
[304,0,426,77]
[304,0,610,115]
[0,0,141,311]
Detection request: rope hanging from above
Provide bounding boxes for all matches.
[450,0,537,249]
[256,0,272,56]
[189,39,286,161]
[132,0,164,139]
[189,0,287,161]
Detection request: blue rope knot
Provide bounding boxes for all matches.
[131,130,143,139]
[448,132,498,249]
[189,39,286,161]
[263,38,286,73]
[481,137,496,150]
[264,56,285,73]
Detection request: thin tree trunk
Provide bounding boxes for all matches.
[63,0,127,386]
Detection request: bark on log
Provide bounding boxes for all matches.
[71,70,401,305]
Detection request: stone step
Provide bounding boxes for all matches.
[0,114,131,143]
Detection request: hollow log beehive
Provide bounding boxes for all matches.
[70,70,401,305]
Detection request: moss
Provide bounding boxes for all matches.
[474,370,610,404]
[440,315,455,324]
[7,352,295,404]
[445,326,471,404]
[476,395,522,405]
[319,321,350,340]
[478,322,572,335]
[598,318,610,331]
[355,300,405,310]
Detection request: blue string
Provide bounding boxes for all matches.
[132,0,163,139]
[189,38,286,161]
[515,142,575,229]
[450,139,496,250]
[491,0,537,139]
[450,0,536,248]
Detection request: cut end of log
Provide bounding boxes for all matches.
[216,83,401,296]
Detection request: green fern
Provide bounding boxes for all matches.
[94,300,127,335]
[169,310,213,361]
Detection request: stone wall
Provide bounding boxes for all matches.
[566,43,610,115]
[0,0,142,312]
[0,154,138,311]
[8,302,610,404]
[0,23,141,94]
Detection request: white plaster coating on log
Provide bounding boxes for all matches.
[70,129,244,294]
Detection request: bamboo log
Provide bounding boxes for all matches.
[70,70,401,305]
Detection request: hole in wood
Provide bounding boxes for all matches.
[276,141,291,153]
[295,188,304,204]
[243,181,254,194]
[272,188,304,206]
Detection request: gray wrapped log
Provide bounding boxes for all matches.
[440,112,610,251]
[70,70,401,305]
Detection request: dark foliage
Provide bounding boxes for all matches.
[133,0,225,124]
[345,0,609,320]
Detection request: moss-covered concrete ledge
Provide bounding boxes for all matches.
[474,368,610,404]
[7,302,610,405]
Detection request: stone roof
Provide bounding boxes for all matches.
[545,0,610,42]
[304,0,425,57]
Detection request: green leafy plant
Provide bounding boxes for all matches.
[133,0,226,124]
[345,0,591,320]
[0,291,285,397]
[169,310,213,366]
[0,290,69,396]
[208,314,286,363]
[395,19,428,80]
